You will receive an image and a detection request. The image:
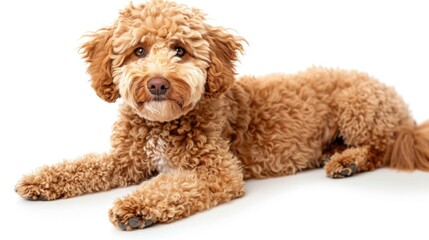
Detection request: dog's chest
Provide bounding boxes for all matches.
[144,136,174,173]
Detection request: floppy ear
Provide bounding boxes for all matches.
[80,27,119,102]
[205,26,244,98]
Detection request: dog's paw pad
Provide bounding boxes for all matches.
[111,212,154,231]
[115,217,154,231]
[145,219,154,227]
[118,221,127,231]
[128,217,142,228]
[24,195,47,201]
[109,197,158,231]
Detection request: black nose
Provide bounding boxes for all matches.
[147,77,170,96]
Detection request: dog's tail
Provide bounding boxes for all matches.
[385,121,429,170]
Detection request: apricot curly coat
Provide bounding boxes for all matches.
[15,0,429,231]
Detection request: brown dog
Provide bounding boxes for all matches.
[15,0,429,231]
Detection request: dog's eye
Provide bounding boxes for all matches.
[174,47,186,57]
[134,47,146,58]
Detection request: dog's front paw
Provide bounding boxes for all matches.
[15,172,62,201]
[109,198,155,231]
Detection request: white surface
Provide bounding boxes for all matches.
[1,0,429,239]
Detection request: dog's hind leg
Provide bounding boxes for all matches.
[323,74,413,178]
[324,146,384,178]
[321,137,384,178]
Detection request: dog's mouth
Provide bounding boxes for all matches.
[137,96,168,105]
[137,98,184,109]
[134,97,191,122]
[151,96,168,102]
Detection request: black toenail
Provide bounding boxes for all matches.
[129,217,142,228]
[145,219,154,228]
[349,164,357,174]
[118,222,127,230]
[332,173,342,179]
[340,169,351,176]
[25,195,41,201]
[116,214,124,219]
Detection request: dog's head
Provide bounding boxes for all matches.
[81,0,244,122]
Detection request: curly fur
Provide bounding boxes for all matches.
[15,0,429,231]
[81,27,118,102]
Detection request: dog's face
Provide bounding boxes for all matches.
[81,0,243,122]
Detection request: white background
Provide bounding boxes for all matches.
[1,0,429,239]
